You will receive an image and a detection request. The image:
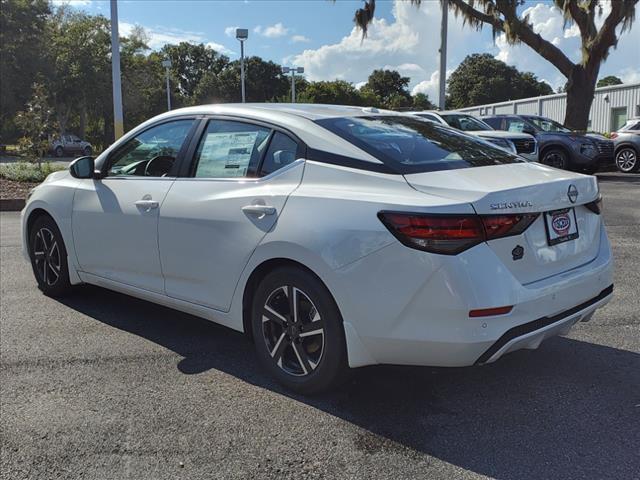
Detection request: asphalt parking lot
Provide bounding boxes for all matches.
[1,173,639,480]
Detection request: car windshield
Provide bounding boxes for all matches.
[620,119,640,131]
[524,116,571,133]
[316,116,523,174]
[440,114,493,131]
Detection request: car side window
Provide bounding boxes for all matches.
[260,132,299,176]
[107,119,194,177]
[483,118,499,129]
[193,120,271,178]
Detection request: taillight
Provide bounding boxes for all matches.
[481,213,539,240]
[610,132,618,139]
[378,212,539,255]
[585,195,602,214]
[377,212,484,254]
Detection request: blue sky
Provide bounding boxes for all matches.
[56,0,640,100]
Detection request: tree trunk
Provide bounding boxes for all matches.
[563,64,599,132]
[79,100,87,139]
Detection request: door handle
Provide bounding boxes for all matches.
[135,199,159,211]
[242,205,276,216]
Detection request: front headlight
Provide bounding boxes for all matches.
[487,138,516,153]
[580,143,598,157]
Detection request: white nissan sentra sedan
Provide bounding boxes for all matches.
[22,104,613,393]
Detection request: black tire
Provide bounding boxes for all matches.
[28,215,72,297]
[83,146,92,156]
[541,148,570,170]
[251,266,349,394]
[54,146,64,158]
[615,146,639,173]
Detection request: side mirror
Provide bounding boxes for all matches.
[69,156,95,179]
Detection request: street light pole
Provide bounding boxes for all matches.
[282,66,304,103]
[438,0,448,110]
[109,0,124,140]
[236,29,248,103]
[162,59,172,111]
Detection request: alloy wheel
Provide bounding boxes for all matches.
[261,285,325,376]
[32,227,62,286]
[616,148,637,172]
[543,150,567,169]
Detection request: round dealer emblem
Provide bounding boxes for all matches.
[552,213,571,234]
[567,184,578,203]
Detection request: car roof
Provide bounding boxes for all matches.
[161,103,398,122]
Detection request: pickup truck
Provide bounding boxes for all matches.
[50,134,92,158]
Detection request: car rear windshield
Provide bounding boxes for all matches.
[315,116,523,174]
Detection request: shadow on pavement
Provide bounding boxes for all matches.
[60,285,640,480]
[596,173,640,183]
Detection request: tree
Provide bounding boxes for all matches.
[15,81,57,167]
[211,56,289,103]
[447,54,553,108]
[352,0,638,131]
[364,69,411,107]
[297,80,366,105]
[154,43,229,103]
[412,93,436,110]
[44,8,111,138]
[597,75,623,87]
[0,0,51,142]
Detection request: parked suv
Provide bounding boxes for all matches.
[612,130,639,173]
[611,117,640,138]
[410,111,538,162]
[50,134,92,158]
[482,114,613,173]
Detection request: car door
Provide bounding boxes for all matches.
[158,118,305,311]
[72,118,197,293]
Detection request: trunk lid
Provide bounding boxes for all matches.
[404,163,601,284]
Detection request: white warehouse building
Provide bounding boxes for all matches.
[459,82,640,133]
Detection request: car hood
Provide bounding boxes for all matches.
[469,130,534,140]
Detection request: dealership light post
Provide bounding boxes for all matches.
[282,66,304,103]
[438,0,448,110]
[236,28,248,103]
[162,59,172,111]
[109,0,124,140]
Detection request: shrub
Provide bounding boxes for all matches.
[0,162,66,183]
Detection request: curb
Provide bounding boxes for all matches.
[0,198,25,211]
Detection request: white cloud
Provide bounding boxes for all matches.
[224,26,240,38]
[119,22,235,55]
[254,23,289,38]
[289,1,477,100]
[206,42,235,56]
[291,34,311,43]
[290,0,639,99]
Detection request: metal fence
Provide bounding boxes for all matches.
[459,82,640,133]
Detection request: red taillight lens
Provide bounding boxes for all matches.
[378,212,539,255]
[378,212,484,254]
[469,306,513,317]
[610,132,618,139]
[481,213,539,240]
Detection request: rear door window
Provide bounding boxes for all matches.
[316,116,523,174]
[192,120,271,178]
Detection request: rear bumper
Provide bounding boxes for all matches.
[333,223,614,368]
[475,284,613,364]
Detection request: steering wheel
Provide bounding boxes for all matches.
[144,155,175,177]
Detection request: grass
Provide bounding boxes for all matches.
[0,162,67,183]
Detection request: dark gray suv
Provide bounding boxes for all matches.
[482,114,614,173]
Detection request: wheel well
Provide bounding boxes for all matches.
[615,143,638,155]
[540,144,570,158]
[26,208,54,240]
[241,258,333,340]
